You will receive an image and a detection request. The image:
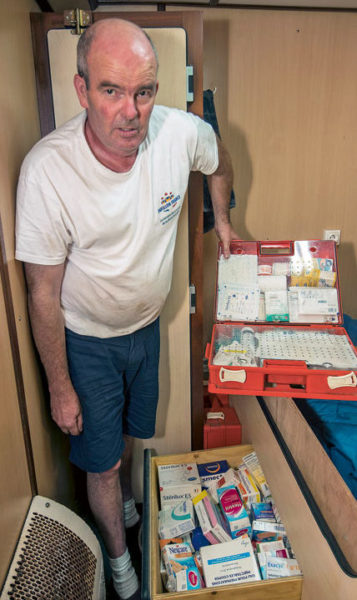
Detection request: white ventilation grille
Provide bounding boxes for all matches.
[1,496,105,600]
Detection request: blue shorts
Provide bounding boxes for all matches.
[65,318,160,473]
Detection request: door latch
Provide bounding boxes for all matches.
[64,9,92,35]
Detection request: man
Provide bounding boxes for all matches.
[16,18,236,600]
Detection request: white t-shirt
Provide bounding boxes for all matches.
[16,106,218,337]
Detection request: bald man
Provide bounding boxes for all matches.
[16,18,236,599]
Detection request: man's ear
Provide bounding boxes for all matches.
[73,74,89,109]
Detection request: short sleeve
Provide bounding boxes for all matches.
[15,169,71,265]
[186,113,219,175]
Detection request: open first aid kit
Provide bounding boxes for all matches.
[205,240,357,400]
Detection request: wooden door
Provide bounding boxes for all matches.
[30,11,204,499]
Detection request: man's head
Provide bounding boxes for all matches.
[74,19,159,165]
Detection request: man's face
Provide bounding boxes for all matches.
[74,34,158,161]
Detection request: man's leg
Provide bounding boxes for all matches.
[119,435,134,503]
[87,460,139,599]
[87,460,125,558]
[120,435,141,528]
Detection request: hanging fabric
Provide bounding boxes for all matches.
[203,89,236,233]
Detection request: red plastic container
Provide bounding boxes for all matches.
[206,240,357,401]
[204,394,242,449]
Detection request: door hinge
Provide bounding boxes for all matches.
[189,284,196,314]
[64,9,92,35]
[186,66,194,103]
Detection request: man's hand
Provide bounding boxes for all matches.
[215,221,240,259]
[50,382,83,436]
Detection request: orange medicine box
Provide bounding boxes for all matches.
[206,240,357,400]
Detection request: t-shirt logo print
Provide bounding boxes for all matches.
[158,191,181,225]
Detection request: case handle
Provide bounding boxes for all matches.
[206,411,225,421]
[327,371,357,390]
[219,367,247,384]
[258,241,294,256]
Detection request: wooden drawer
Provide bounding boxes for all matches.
[232,395,357,600]
[142,443,303,600]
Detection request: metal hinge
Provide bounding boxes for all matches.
[64,9,92,35]
[189,284,196,314]
[186,66,194,102]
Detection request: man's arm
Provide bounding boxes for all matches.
[206,136,239,257]
[25,262,83,436]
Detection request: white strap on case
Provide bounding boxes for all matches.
[219,367,247,384]
[206,411,225,421]
[327,371,357,390]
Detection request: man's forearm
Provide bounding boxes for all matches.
[207,136,238,256]
[28,289,83,435]
[207,137,234,227]
[28,292,71,394]
[24,261,83,435]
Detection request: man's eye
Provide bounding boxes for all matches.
[106,89,115,96]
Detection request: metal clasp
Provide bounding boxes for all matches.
[64,9,92,36]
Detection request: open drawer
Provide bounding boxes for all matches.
[231,395,357,600]
[142,444,303,600]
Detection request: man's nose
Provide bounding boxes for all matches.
[121,95,138,120]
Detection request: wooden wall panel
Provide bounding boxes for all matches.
[0,1,39,584]
[233,395,357,600]
[263,396,357,572]
[0,1,76,509]
[0,272,32,584]
[200,8,357,343]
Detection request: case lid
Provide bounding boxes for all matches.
[215,240,342,326]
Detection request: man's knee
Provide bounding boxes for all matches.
[88,458,122,482]
[109,458,122,471]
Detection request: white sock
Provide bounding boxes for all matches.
[123,498,140,528]
[109,548,139,600]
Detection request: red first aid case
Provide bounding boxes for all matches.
[203,393,242,449]
[206,240,357,400]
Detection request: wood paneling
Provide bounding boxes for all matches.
[0,1,76,509]
[264,396,357,572]
[0,0,60,583]
[233,395,357,600]
[0,267,32,583]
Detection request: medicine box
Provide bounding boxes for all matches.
[217,485,251,538]
[251,502,276,523]
[200,535,261,587]
[207,467,245,503]
[192,490,231,544]
[206,240,357,400]
[161,543,202,592]
[251,520,287,543]
[197,459,229,487]
[158,463,201,509]
[158,499,195,539]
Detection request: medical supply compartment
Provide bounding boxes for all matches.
[206,240,357,400]
[142,444,303,600]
